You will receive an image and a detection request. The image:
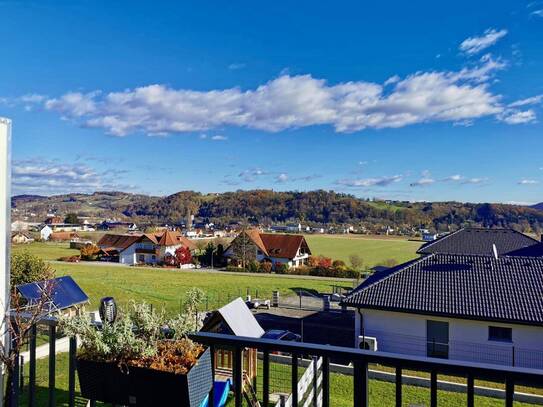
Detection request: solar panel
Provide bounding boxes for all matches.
[17,276,89,311]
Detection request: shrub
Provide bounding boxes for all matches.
[80,244,101,261]
[59,289,205,374]
[259,261,272,273]
[332,259,346,268]
[11,251,54,286]
[274,262,288,274]
[246,261,260,273]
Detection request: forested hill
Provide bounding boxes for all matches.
[11,190,543,234]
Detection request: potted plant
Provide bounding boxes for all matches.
[60,288,211,406]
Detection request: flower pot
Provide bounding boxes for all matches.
[77,347,212,406]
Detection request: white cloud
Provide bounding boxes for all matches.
[336,175,403,188]
[238,168,267,182]
[39,56,508,136]
[211,135,228,141]
[12,158,134,195]
[531,9,543,17]
[518,179,539,185]
[508,94,543,107]
[498,109,536,124]
[462,177,488,184]
[275,173,289,183]
[228,63,246,70]
[45,91,98,117]
[444,174,463,182]
[459,28,508,55]
[410,170,435,187]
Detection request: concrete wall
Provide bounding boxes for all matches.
[355,308,543,368]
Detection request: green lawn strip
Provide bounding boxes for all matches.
[304,235,421,267]
[373,364,543,397]
[51,262,346,315]
[223,361,534,407]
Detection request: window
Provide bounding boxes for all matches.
[488,326,512,342]
[426,320,449,358]
[138,254,145,263]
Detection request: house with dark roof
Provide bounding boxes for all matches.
[97,230,196,265]
[417,227,542,257]
[342,252,543,369]
[224,229,311,269]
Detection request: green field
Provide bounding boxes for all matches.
[51,262,351,314]
[11,242,80,260]
[304,234,422,267]
[12,234,422,269]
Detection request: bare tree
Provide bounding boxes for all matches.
[0,273,54,404]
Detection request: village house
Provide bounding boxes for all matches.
[97,230,196,265]
[11,231,34,244]
[224,229,311,269]
[49,231,80,242]
[342,228,543,369]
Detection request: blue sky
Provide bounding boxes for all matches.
[1,1,543,203]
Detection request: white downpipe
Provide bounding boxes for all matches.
[0,118,11,407]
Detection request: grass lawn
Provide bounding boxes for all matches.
[304,234,422,267]
[51,262,352,314]
[221,360,534,407]
[11,242,80,260]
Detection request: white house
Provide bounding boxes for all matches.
[343,249,543,369]
[224,229,311,269]
[97,230,196,265]
[40,225,53,240]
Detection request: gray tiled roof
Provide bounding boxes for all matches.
[417,228,540,256]
[343,254,543,325]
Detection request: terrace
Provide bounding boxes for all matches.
[2,121,543,406]
[5,316,543,406]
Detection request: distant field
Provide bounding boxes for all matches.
[305,234,422,267]
[11,242,80,260]
[51,262,351,314]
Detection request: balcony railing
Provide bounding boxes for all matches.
[191,331,543,407]
[7,320,543,407]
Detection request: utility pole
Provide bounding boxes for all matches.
[0,118,12,407]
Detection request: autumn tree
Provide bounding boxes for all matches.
[349,254,364,271]
[175,246,193,265]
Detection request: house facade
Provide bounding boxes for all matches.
[97,230,195,265]
[225,229,311,269]
[344,228,543,369]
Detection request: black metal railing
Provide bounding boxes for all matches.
[7,322,543,407]
[190,331,543,407]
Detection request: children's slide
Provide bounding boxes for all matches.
[200,380,232,407]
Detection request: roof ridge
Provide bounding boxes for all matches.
[350,254,434,295]
[417,228,463,253]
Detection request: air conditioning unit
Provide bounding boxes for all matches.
[357,336,378,351]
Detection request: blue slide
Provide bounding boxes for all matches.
[200,380,232,407]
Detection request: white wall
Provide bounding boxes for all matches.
[120,245,136,265]
[1,118,11,401]
[355,308,543,368]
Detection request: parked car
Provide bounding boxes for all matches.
[262,329,301,342]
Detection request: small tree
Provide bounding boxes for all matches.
[80,244,100,261]
[11,251,54,286]
[64,213,80,224]
[349,254,364,271]
[175,246,192,265]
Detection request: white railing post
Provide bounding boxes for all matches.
[0,117,11,407]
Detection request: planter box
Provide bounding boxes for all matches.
[77,347,212,406]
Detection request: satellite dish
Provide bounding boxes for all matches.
[492,244,499,260]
